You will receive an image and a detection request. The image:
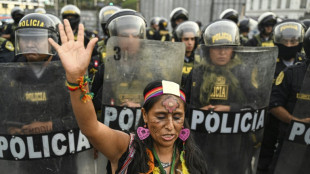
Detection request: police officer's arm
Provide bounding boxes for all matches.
[49,19,130,163]
[270,70,310,124]
[1,25,12,39]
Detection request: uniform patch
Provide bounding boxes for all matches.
[275,71,284,86]
[296,93,310,100]
[101,52,106,59]
[5,41,14,51]
[210,76,228,100]
[94,60,98,67]
[182,66,192,74]
[261,42,274,47]
[149,30,154,35]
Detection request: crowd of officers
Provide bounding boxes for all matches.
[0,3,310,174]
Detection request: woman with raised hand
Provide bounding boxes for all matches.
[49,19,207,174]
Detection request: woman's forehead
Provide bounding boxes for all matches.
[152,95,184,112]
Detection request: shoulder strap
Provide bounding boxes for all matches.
[118,133,136,174]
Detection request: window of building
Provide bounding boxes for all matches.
[300,0,307,8]
[250,0,254,10]
[268,0,271,9]
[277,0,282,8]
[286,0,291,8]
[2,4,8,8]
[259,0,262,9]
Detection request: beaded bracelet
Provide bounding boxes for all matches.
[66,75,94,103]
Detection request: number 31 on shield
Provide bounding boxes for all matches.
[114,46,121,60]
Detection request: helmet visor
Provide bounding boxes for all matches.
[274,22,304,45]
[108,15,146,39]
[15,28,58,55]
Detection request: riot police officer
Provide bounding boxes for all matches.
[1,7,25,45]
[267,27,310,173]
[88,5,121,82]
[61,4,80,33]
[146,16,160,40]
[154,17,170,41]
[61,4,96,46]
[219,8,239,24]
[245,12,277,47]
[257,19,307,174]
[170,7,188,40]
[98,5,121,41]
[186,19,274,174]
[273,20,306,78]
[239,18,250,45]
[174,21,200,87]
[3,13,78,174]
[185,19,248,111]
[91,9,147,111]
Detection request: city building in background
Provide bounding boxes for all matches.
[245,0,310,19]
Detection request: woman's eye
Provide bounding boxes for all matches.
[173,116,181,120]
[156,115,165,120]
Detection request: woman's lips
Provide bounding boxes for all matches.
[162,134,175,141]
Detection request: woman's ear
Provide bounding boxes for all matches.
[141,108,148,123]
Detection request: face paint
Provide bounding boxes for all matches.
[162,96,179,113]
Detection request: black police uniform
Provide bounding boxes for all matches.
[2,23,18,45]
[0,37,15,62]
[257,52,306,173]
[268,59,309,172]
[146,28,156,40]
[181,52,195,88]
[245,33,274,47]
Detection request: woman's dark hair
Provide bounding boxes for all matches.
[116,80,208,173]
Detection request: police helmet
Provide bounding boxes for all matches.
[61,4,81,30]
[106,9,146,39]
[301,19,310,32]
[11,7,25,24]
[158,17,168,30]
[15,13,59,56]
[170,7,189,30]
[258,12,277,33]
[46,14,61,27]
[273,20,305,46]
[150,17,160,26]
[219,8,239,24]
[99,5,121,34]
[239,18,250,33]
[175,21,200,41]
[203,19,240,46]
[303,27,310,58]
[34,8,46,14]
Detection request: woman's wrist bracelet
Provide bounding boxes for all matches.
[66,75,94,103]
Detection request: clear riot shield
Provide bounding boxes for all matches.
[188,46,278,174]
[101,37,185,131]
[0,62,95,174]
[274,64,310,174]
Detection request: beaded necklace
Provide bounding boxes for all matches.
[152,146,176,174]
